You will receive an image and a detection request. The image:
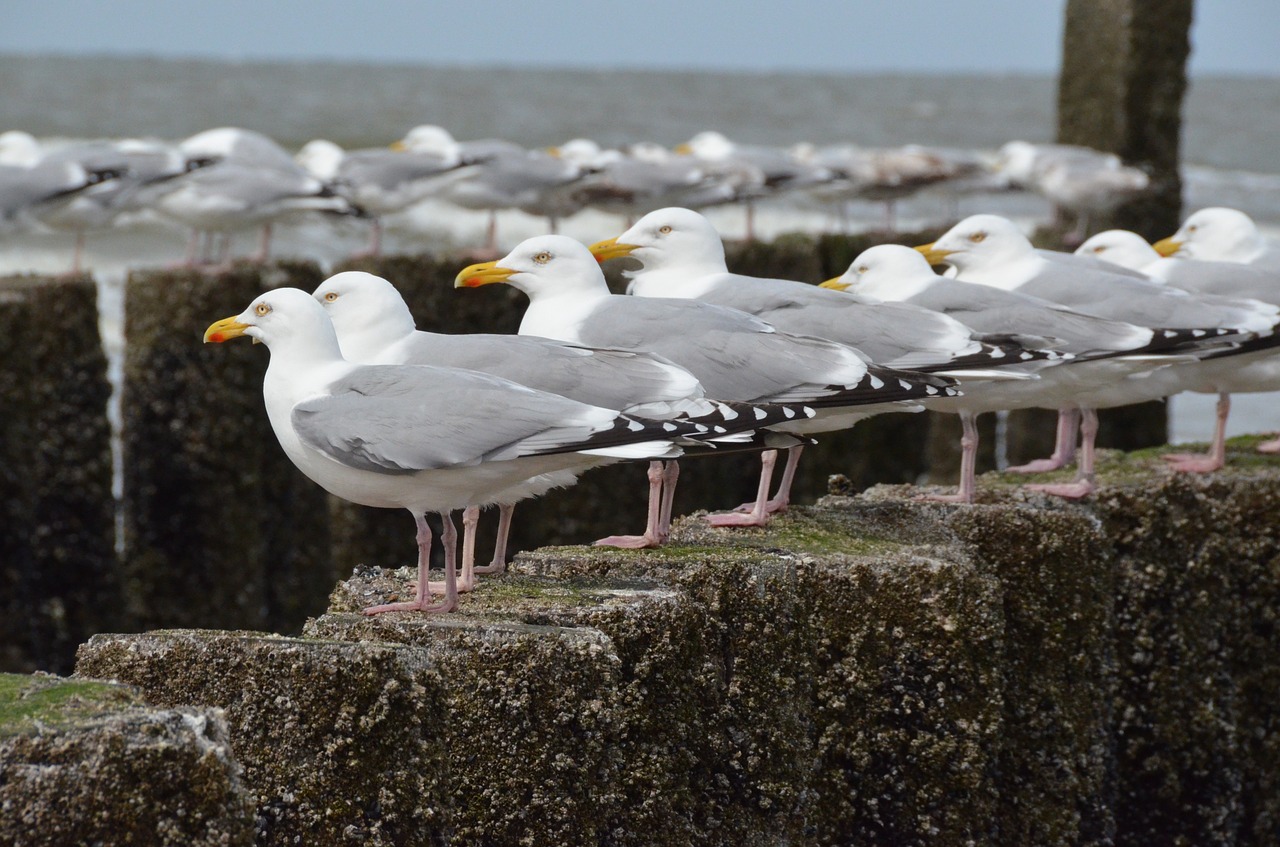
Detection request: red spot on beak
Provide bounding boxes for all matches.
[208,332,224,343]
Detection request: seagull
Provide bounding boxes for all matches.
[311,270,811,566]
[295,138,474,257]
[916,214,1279,494]
[1078,228,1280,468]
[1153,207,1280,274]
[674,131,832,241]
[203,287,702,614]
[146,127,360,265]
[591,207,1070,504]
[455,235,960,526]
[821,244,1236,499]
[995,141,1149,242]
[393,125,583,250]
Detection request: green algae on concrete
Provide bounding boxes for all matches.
[0,671,253,846]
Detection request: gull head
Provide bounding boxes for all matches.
[454,235,609,300]
[313,271,416,350]
[1075,230,1160,271]
[204,287,340,357]
[917,214,1032,272]
[590,207,726,273]
[1154,207,1262,261]
[821,244,939,301]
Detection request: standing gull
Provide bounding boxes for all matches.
[203,288,699,613]
[1078,229,1280,468]
[456,235,959,527]
[312,270,810,565]
[916,215,1278,494]
[821,245,1233,499]
[591,206,1062,506]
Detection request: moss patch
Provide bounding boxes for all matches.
[0,673,138,736]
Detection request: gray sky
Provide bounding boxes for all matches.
[0,0,1275,76]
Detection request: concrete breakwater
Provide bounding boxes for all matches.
[0,458,1274,845]
[0,229,1165,675]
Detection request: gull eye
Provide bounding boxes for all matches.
[856,265,869,274]
[1092,246,1105,254]
[254,303,271,317]
[969,231,986,243]
[323,292,339,302]
[658,225,672,235]
[1187,224,1198,233]
[532,251,552,265]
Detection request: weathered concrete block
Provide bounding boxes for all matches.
[1092,467,1280,847]
[0,672,253,846]
[323,506,1010,846]
[121,261,336,634]
[76,630,448,845]
[0,274,116,674]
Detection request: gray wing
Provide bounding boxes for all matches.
[1160,260,1280,305]
[693,275,985,370]
[573,297,869,403]
[341,149,465,191]
[1021,259,1264,329]
[395,332,702,408]
[906,279,1155,354]
[291,365,613,474]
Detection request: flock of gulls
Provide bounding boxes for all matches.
[0,124,1156,270]
[194,200,1280,615]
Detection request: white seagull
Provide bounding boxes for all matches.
[203,287,700,614]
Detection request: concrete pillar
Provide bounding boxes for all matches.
[120,262,336,634]
[0,275,116,673]
[1057,0,1194,240]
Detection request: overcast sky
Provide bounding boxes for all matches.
[0,0,1275,76]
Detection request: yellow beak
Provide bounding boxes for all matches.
[1151,236,1183,257]
[588,236,640,263]
[818,277,851,291]
[388,140,407,151]
[204,316,252,344]
[914,242,956,265]
[673,143,693,155]
[454,261,516,288]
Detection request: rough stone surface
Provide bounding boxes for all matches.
[0,274,116,674]
[0,671,253,846]
[74,447,1280,845]
[121,261,337,634]
[1057,0,1193,238]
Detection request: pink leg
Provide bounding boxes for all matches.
[1005,408,1079,473]
[1164,392,1230,472]
[656,461,681,542]
[440,505,478,592]
[595,460,667,548]
[254,222,273,263]
[1028,408,1097,498]
[70,230,86,275]
[363,511,459,614]
[706,449,778,527]
[1258,434,1280,454]
[474,503,514,575]
[920,411,979,503]
[731,446,802,515]
[181,229,200,266]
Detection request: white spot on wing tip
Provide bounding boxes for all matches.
[869,375,884,389]
[1163,330,1177,338]
[753,407,767,420]
[898,379,912,391]
[627,420,644,432]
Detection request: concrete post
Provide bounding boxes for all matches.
[0,275,116,674]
